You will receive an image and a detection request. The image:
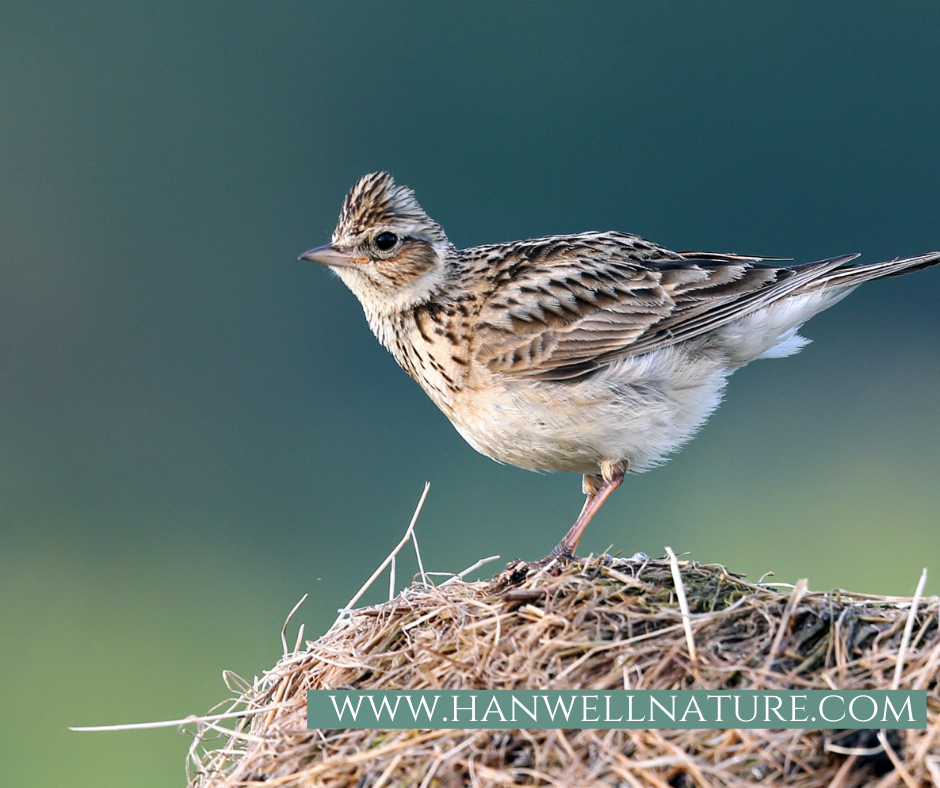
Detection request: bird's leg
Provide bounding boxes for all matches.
[548,461,626,561]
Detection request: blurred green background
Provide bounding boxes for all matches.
[2,2,939,785]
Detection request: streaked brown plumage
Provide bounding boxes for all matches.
[302,171,940,559]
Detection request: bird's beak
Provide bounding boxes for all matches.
[298,244,369,268]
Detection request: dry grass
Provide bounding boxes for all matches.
[186,553,940,787]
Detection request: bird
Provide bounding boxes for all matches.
[301,171,940,561]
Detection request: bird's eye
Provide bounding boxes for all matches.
[374,231,399,252]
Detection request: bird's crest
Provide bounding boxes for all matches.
[334,171,430,242]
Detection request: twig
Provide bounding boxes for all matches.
[877,730,919,788]
[331,481,431,629]
[825,742,884,757]
[70,703,292,732]
[892,567,927,690]
[665,546,697,663]
[413,526,428,587]
[925,757,940,788]
[280,594,308,657]
[439,555,501,586]
[292,624,305,656]
[824,753,857,788]
[764,578,808,672]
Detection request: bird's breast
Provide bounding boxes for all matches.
[368,308,472,411]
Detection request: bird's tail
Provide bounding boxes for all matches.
[804,250,940,292]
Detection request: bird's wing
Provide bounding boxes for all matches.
[469,232,855,381]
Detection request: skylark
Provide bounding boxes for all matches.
[302,172,940,559]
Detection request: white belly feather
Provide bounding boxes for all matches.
[446,288,854,474]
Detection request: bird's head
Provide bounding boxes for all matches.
[301,172,455,315]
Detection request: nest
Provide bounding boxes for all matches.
[188,556,940,787]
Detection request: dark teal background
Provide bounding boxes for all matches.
[2,3,938,785]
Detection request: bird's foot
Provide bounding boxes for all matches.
[503,549,578,582]
[505,548,623,579]
[502,550,650,586]
[504,552,570,579]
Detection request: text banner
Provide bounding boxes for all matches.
[307,689,926,729]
